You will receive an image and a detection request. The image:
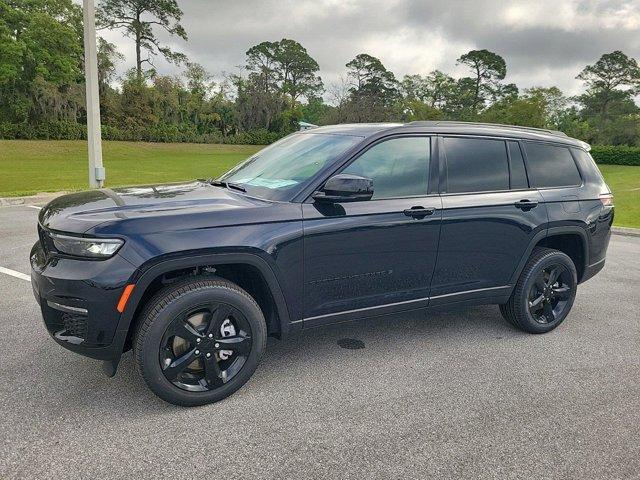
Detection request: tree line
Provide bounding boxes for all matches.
[1,0,640,146]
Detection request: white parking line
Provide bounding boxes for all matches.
[0,267,31,282]
[26,205,42,210]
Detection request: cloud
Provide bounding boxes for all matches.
[96,0,640,96]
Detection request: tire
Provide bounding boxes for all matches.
[500,247,578,334]
[134,276,267,406]
[498,303,517,327]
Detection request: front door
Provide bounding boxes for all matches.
[302,136,442,326]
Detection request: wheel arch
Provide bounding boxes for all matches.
[113,252,292,361]
[509,226,590,288]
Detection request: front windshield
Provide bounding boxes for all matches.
[219,133,362,201]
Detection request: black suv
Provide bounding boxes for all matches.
[31,121,614,406]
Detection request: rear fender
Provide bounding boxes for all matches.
[507,226,589,292]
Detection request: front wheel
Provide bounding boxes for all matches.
[500,247,577,334]
[134,277,267,406]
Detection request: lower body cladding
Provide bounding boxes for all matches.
[30,240,136,370]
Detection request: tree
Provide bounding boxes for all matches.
[577,51,640,95]
[96,37,124,124]
[244,38,323,105]
[480,95,547,128]
[300,96,331,125]
[401,70,457,109]
[97,0,187,78]
[240,39,323,132]
[346,53,398,95]
[344,53,400,121]
[0,0,83,122]
[576,51,640,119]
[401,70,458,120]
[245,41,280,93]
[232,73,285,132]
[97,37,124,88]
[276,39,323,107]
[457,49,507,114]
[184,62,212,97]
[523,87,569,128]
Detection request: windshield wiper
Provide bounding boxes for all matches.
[227,182,246,192]
[210,180,246,192]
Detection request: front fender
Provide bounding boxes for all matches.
[105,250,294,375]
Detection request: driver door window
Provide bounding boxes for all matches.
[341,137,431,199]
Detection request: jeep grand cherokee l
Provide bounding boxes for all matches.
[31,121,614,406]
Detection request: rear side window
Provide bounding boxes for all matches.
[524,143,582,188]
[508,141,528,189]
[443,137,509,193]
[571,148,607,184]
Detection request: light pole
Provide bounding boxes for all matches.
[82,0,105,188]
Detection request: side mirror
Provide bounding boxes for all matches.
[313,174,374,203]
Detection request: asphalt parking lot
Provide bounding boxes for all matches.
[0,205,639,479]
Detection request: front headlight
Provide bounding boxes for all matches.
[50,233,124,259]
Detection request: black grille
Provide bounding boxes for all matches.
[62,313,88,339]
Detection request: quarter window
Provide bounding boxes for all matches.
[341,137,430,199]
[444,137,509,193]
[524,143,582,188]
[508,141,529,189]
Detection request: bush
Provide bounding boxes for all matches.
[0,123,21,139]
[0,121,288,145]
[223,129,284,145]
[591,145,640,166]
[0,121,86,140]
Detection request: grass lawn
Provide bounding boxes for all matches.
[598,164,640,228]
[0,140,260,197]
[1,140,639,227]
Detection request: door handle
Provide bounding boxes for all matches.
[403,206,436,218]
[514,199,538,210]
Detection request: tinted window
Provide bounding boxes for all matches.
[508,141,529,189]
[524,143,582,188]
[342,137,430,199]
[571,148,606,184]
[222,133,361,200]
[444,137,509,193]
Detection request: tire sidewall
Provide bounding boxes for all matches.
[138,284,266,406]
[517,252,578,333]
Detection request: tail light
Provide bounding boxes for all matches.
[599,193,614,207]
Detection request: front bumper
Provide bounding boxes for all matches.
[30,239,137,361]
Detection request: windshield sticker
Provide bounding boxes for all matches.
[236,178,299,189]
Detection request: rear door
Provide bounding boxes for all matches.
[430,136,548,304]
[302,135,442,325]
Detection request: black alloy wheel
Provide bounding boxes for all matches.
[527,264,573,324]
[135,277,267,406]
[499,247,578,334]
[160,303,252,392]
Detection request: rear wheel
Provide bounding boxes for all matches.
[500,247,577,333]
[134,277,267,406]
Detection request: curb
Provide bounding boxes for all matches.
[612,226,640,237]
[0,191,67,207]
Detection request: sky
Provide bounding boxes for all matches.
[98,0,640,97]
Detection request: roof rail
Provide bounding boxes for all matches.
[406,120,568,138]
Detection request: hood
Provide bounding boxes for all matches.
[39,181,278,234]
